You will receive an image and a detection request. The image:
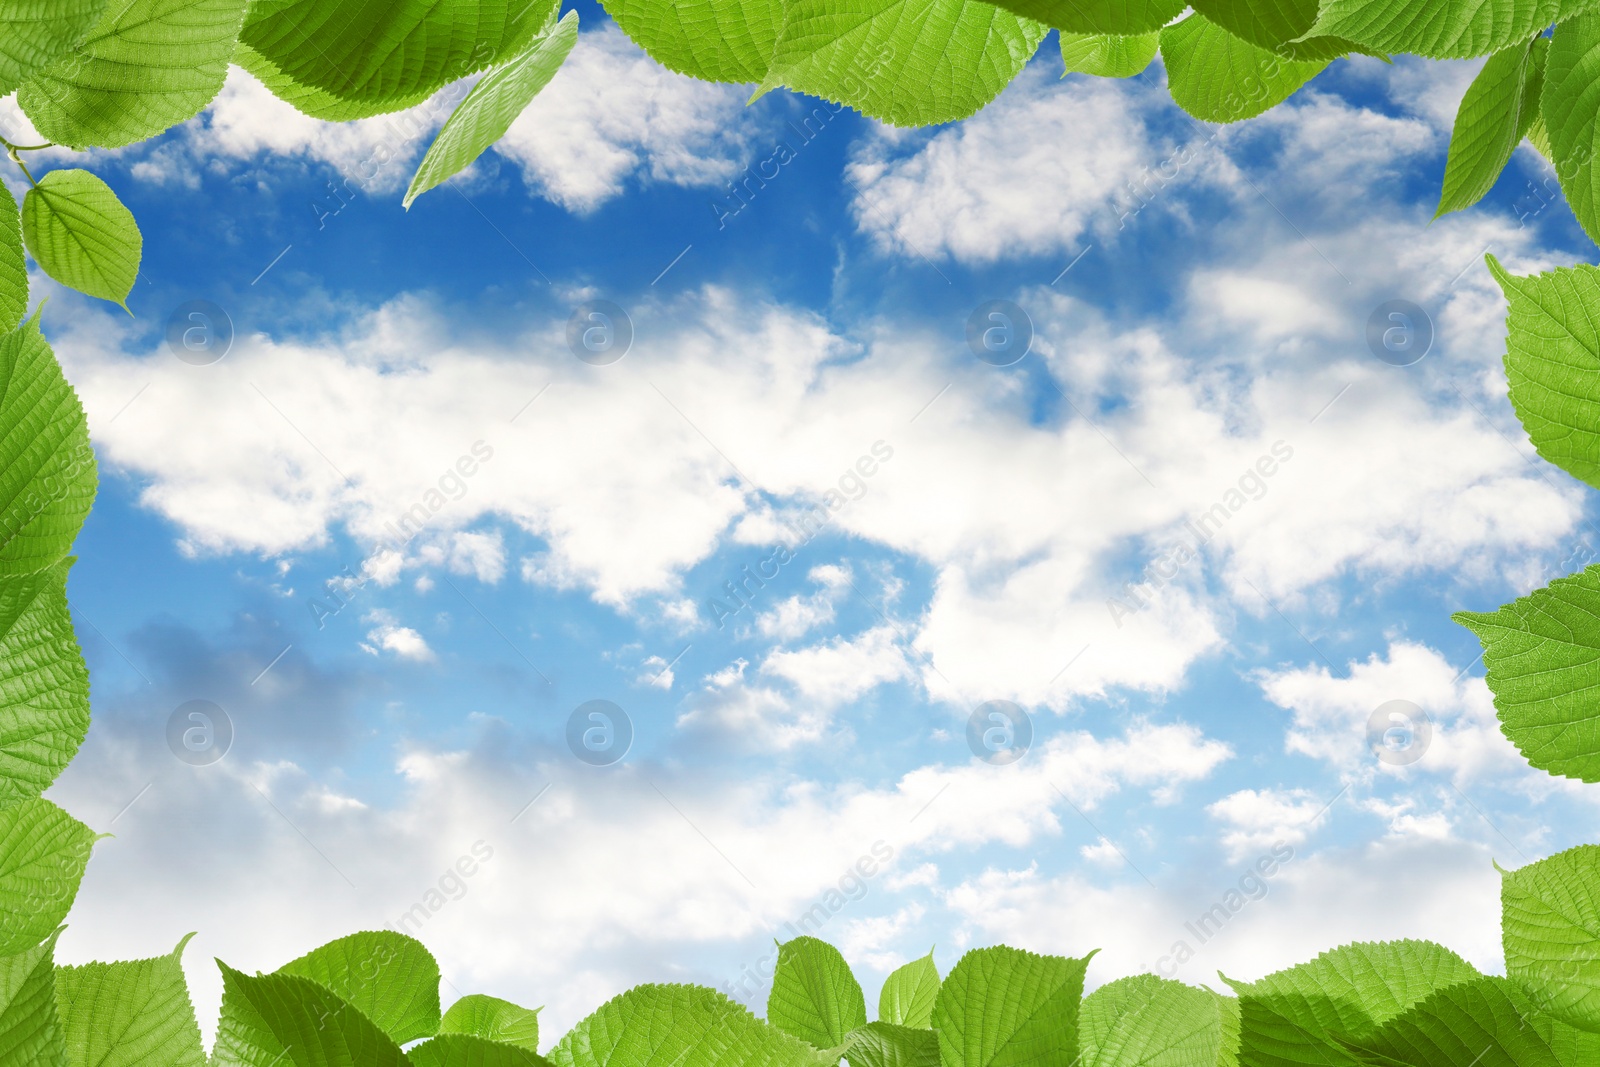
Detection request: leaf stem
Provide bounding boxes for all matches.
[5,148,36,188]
[0,137,51,188]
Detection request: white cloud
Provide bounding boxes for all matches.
[54,716,1230,1042]
[494,25,762,212]
[1208,788,1331,862]
[941,836,1505,988]
[102,26,762,211]
[1255,640,1533,785]
[361,610,436,662]
[761,625,910,707]
[846,66,1166,263]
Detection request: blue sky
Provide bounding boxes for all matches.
[7,9,1600,1043]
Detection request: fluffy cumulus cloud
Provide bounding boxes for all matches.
[844,67,1170,263]
[52,717,1231,1041]
[74,25,762,209]
[52,236,1583,716]
[1255,640,1534,785]
[940,835,1505,986]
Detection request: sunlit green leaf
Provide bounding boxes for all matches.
[275,930,442,1045]
[0,0,107,97]
[757,0,1048,127]
[406,11,579,209]
[236,0,550,121]
[55,933,206,1067]
[211,963,409,1067]
[933,946,1091,1067]
[980,0,1182,35]
[440,994,542,1052]
[1438,37,1546,217]
[21,169,140,310]
[17,0,247,149]
[602,0,781,82]
[1079,974,1228,1067]
[879,952,939,1029]
[0,930,65,1067]
[1060,33,1159,78]
[0,799,92,956]
[1304,0,1596,59]
[1226,940,1482,1066]
[0,561,89,802]
[1161,12,1328,124]
[549,984,816,1067]
[769,937,867,1050]
[1502,845,1600,1033]
[0,309,95,577]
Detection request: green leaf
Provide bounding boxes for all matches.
[1079,974,1227,1067]
[16,0,247,149]
[1161,12,1328,124]
[1225,940,1482,1067]
[1485,256,1600,490]
[440,994,541,1052]
[843,1023,939,1067]
[409,1034,554,1067]
[236,0,547,121]
[1303,0,1596,59]
[549,984,816,1067]
[0,799,92,956]
[55,933,205,1067]
[1453,566,1600,783]
[1216,990,1242,1067]
[1502,845,1600,1033]
[1060,33,1159,78]
[275,931,441,1045]
[1535,1007,1600,1067]
[0,560,90,802]
[1528,111,1554,161]
[1336,977,1562,1066]
[0,0,106,97]
[879,952,939,1029]
[979,0,1182,35]
[756,0,1048,127]
[932,946,1092,1067]
[405,10,579,209]
[1438,37,1545,217]
[769,937,868,1050]
[0,182,25,335]
[210,963,410,1067]
[1191,0,1374,60]
[0,930,66,1067]
[1544,14,1600,245]
[0,309,96,577]
[601,0,781,82]
[20,169,140,311]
